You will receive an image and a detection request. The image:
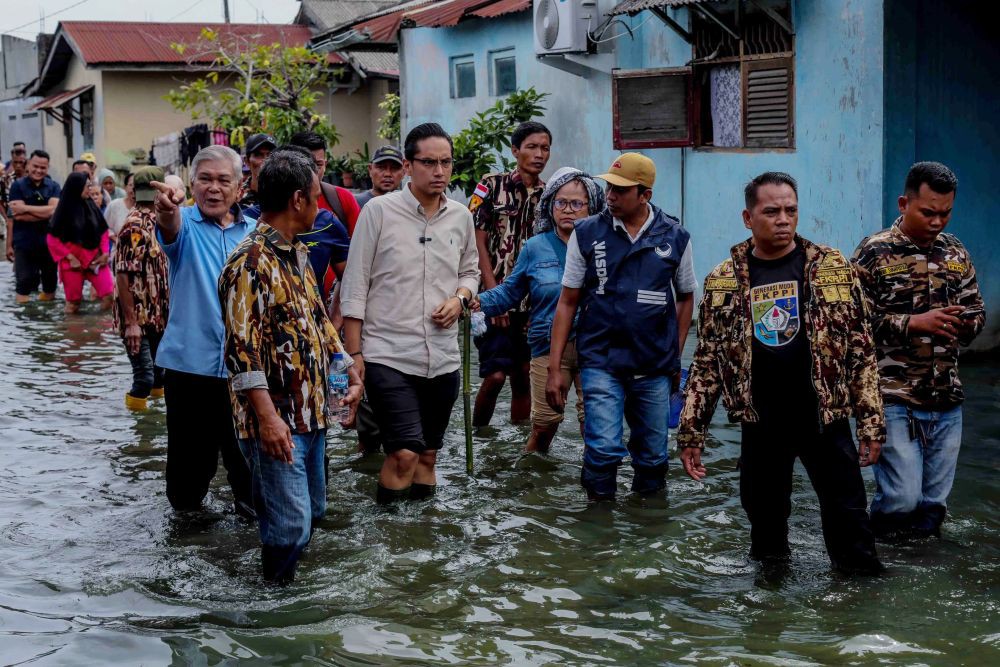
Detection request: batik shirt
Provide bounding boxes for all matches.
[470,170,544,311]
[852,219,985,409]
[0,169,13,212]
[237,175,258,212]
[219,221,348,439]
[113,207,170,337]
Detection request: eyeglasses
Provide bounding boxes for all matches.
[553,198,589,212]
[412,158,454,169]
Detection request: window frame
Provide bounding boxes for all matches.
[449,54,477,99]
[612,67,695,150]
[689,5,796,151]
[489,47,517,97]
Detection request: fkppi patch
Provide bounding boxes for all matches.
[947,260,967,274]
[877,263,908,277]
[750,280,800,347]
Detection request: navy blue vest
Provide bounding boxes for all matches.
[574,206,690,376]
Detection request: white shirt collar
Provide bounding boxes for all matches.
[612,204,654,243]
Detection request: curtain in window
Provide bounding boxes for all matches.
[710,64,742,147]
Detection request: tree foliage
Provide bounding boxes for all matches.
[165,28,341,150]
[451,88,548,196]
[377,93,401,142]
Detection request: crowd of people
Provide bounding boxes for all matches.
[0,120,984,584]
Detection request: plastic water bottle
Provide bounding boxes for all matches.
[470,310,488,337]
[327,353,350,423]
[669,368,688,429]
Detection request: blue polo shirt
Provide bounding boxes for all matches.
[156,205,254,378]
[7,175,61,249]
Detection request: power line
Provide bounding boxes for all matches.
[0,0,95,36]
[167,0,209,23]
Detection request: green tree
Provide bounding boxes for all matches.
[451,88,548,196]
[377,93,400,142]
[165,28,341,150]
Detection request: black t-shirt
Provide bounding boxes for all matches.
[748,243,817,423]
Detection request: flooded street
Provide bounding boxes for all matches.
[1,264,998,666]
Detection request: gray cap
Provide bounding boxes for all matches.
[371,145,403,165]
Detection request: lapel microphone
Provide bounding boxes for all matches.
[419,236,433,243]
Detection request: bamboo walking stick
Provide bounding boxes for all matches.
[462,305,474,475]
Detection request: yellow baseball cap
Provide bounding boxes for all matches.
[597,152,656,188]
[79,152,97,164]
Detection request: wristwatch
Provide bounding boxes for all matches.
[455,294,470,309]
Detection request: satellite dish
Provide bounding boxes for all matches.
[536,0,560,50]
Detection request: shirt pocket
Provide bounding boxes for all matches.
[533,260,563,286]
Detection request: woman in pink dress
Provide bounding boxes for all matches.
[46,172,114,313]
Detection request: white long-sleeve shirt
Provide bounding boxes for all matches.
[340,184,480,378]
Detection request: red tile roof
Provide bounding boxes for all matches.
[470,0,531,19]
[58,21,342,66]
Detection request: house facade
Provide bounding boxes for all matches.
[376,0,997,349]
[22,20,397,179]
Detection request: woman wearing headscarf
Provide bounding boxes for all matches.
[475,168,606,453]
[46,171,114,313]
[98,168,126,201]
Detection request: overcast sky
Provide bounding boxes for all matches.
[1,0,302,40]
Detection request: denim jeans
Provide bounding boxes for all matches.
[125,330,163,398]
[239,429,327,582]
[871,404,963,537]
[579,368,671,498]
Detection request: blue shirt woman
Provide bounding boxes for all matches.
[476,168,605,453]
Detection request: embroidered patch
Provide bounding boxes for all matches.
[711,291,727,307]
[719,261,735,277]
[877,263,908,277]
[947,260,967,274]
[654,244,672,258]
[819,252,848,269]
[130,231,141,248]
[820,285,851,303]
[473,182,489,199]
[468,194,483,212]
[706,277,738,291]
[750,280,800,347]
[814,268,853,286]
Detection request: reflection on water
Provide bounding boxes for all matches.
[1,264,998,665]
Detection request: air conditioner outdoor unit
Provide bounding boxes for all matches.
[534,0,594,55]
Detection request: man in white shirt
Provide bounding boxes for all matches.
[341,123,480,504]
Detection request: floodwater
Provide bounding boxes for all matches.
[1,264,998,667]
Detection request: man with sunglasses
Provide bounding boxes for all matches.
[547,153,696,501]
[341,123,479,504]
[470,121,551,432]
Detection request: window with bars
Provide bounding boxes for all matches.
[612,2,794,150]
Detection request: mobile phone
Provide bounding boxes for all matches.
[959,308,983,320]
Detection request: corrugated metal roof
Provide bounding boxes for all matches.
[405,0,496,29]
[344,50,400,75]
[354,3,434,42]
[470,0,531,19]
[610,0,718,16]
[300,0,402,31]
[29,84,93,111]
[59,22,330,65]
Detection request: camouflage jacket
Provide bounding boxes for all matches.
[219,221,347,439]
[851,219,985,408]
[678,235,885,449]
[112,206,170,337]
[470,170,544,309]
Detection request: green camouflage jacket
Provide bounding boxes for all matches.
[219,221,347,439]
[678,235,885,449]
[851,219,985,409]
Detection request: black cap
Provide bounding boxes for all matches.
[371,145,403,165]
[245,133,277,156]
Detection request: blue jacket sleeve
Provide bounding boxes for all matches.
[479,242,532,316]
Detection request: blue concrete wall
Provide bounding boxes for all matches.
[884,0,1000,349]
[400,1,885,293]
